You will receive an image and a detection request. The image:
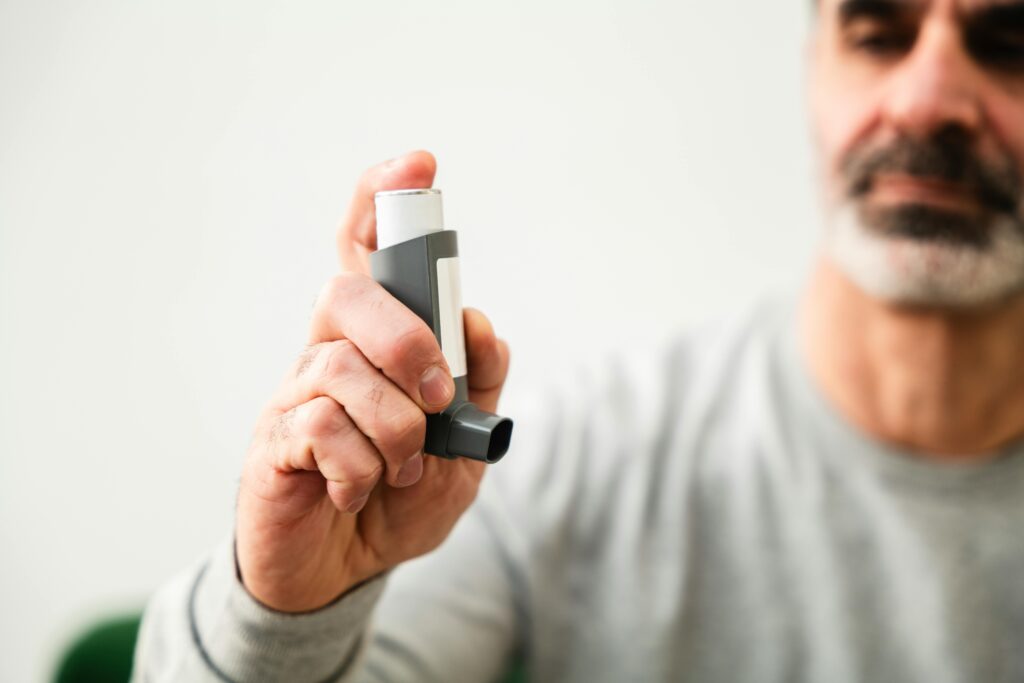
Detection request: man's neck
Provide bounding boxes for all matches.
[801,257,1024,459]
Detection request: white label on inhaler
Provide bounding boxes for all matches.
[436,257,468,378]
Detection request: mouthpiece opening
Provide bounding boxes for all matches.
[447,404,514,463]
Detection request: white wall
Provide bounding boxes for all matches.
[0,1,816,680]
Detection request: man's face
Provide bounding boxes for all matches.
[811,0,1024,307]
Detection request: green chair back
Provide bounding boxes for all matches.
[53,614,142,683]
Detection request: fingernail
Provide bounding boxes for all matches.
[419,366,454,407]
[345,493,370,514]
[396,452,424,487]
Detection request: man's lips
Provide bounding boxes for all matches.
[867,174,983,213]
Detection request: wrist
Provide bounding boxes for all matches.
[236,552,365,614]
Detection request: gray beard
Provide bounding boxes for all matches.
[824,203,1024,309]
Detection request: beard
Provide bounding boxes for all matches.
[824,130,1024,308]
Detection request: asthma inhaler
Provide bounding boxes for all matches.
[371,189,513,464]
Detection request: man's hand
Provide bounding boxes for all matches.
[235,151,511,612]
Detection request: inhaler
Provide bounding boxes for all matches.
[371,189,513,463]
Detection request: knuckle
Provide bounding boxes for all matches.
[393,407,427,446]
[316,272,370,312]
[337,457,384,492]
[386,323,438,372]
[267,409,296,444]
[294,344,322,377]
[373,405,425,455]
[310,422,384,492]
[322,339,363,379]
[303,398,349,440]
[315,275,345,311]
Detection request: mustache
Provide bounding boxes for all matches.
[842,132,1021,215]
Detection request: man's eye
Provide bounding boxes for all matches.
[848,30,914,56]
[970,38,1024,69]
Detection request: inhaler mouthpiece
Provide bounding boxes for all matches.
[371,188,513,463]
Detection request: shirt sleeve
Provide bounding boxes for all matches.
[131,537,390,683]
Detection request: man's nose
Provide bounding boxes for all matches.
[882,22,983,139]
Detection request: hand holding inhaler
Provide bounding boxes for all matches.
[235,152,512,612]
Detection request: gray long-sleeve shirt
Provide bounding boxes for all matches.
[133,301,1024,682]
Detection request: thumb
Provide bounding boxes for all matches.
[337,150,437,273]
[463,307,511,414]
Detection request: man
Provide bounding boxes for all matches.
[133,0,1024,680]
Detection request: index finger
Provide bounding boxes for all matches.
[310,272,455,412]
[337,150,438,274]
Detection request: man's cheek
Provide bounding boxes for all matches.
[985,104,1024,182]
[814,91,876,197]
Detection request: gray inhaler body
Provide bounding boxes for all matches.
[370,189,512,464]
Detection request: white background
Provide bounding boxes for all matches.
[0,1,817,680]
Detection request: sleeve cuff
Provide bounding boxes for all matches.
[188,539,388,683]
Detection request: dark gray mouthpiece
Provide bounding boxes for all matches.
[450,404,514,462]
[425,393,513,463]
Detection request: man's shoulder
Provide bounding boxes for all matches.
[531,296,794,433]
